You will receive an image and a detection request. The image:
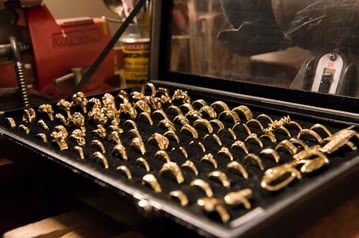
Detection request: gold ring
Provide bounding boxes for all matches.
[245,133,263,148]
[57,99,72,118]
[142,174,162,193]
[169,190,189,206]
[231,140,249,155]
[92,124,107,138]
[178,146,188,159]
[320,127,358,154]
[38,104,54,121]
[227,128,237,140]
[246,119,264,132]
[218,110,240,124]
[71,91,88,113]
[74,146,85,159]
[138,112,153,126]
[135,100,151,114]
[112,143,128,161]
[297,156,329,174]
[190,178,213,197]
[108,131,122,145]
[193,118,214,134]
[198,142,207,152]
[224,188,252,209]
[154,150,171,162]
[174,114,189,125]
[217,147,234,161]
[164,130,180,144]
[275,139,298,155]
[136,157,150,172]
[256,113,273,124]
[261,163,302,191]
[243,153,265,171]
[260,148,281,163]
[280,116,302,131]
[22,108,36,123]
[71,112,85,128]
[91,139,106,154]
[116,165,132,180]
[226,161,249,179]
[130,137,146,155]
[260,129,277,143]
[159,119,176,131]
[203,133,223,146]
[289,138,309,150]
[210,100,230,112]
[141,82,157,97]
[297,129,323,143]
[232,105,253,121]
[159,161,184,184]
[200,153,218,169]
[70,129,86,146]
[210,119,225,132]
[124,119,138,130]
[92,151,109,169]
[148,133,170,150]
[199,106,217,119]
[37,119,49,131]
[5,117,16,128]
[36,133,48,143]
[192,99,208,108]
[50,125,68,150]
[181,160,199,176]
[129,128,141,138]
[241,123,253,136]
[310,123,332,137]
[168,105,183,116]
[180,124,198,139]
[208,170,231,188]
[197,197,230,223]
[180,102,194,113]
[152,109,168,120]
[18,124,30,134]
[293,145,326,161]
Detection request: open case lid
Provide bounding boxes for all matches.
[149,0,359,115]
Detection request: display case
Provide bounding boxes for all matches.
[0,1,358,237]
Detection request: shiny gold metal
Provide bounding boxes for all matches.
[320,127,359,154]
[193,118,214,134]
[224,188,252,209]
[260,129,277,143]
[199,105,217,119]
[203,133,223,146]
[50,125,68,150]
[152,109,168,120]
[310,123,332,137]
[256,113,273,124]
[261,163,302,191]
[159,161,185,184]
[74,145,85,159]
[167,105,183,116]
[72,91,88,113]
[141,82,157,97]
[197,197,230,223]
[241,123,253,136]
[243,153,265,171]
[159,119,176,131]
[268,120,291,137]
[260,148,281,163]
[135,100,151,114]
[148,132,170,150]
[227,128,237,140]
[91,139,106,154]
[92,124,107,138]
[108,131,122,145]
[164,130,180,144]
[55,113,68,125]
[275,139,298,155]
[211,100,230,112]
[181,160,199,176]
[70,129,86,146]
[245,133,263,148]
[136,157,150,172]
[154,150,171,162]
[232,105,253,121]
[22,108,36,123]
[138,112,153,126]
[37,119,49,131]
[226,161,248,179]
[174,114,189,126]
[297,129,323,143]
[200,153,218,169]
[172,89,190,103]
[280,116,302,131]
[129,128,141,138]
[169,190,189,206]
[38,104,54,121]
[71,112,85,128]
[36,133,48,143]
[198,142,206,152]
[208,170,231,188]
[210,119,225,131]
[180,124,198,139]
[190,178,213,197]
[231,140,249,155]
[57,99,72,119]
[289,138,309,150]
[180,102,194,113]
[179,146,188,159]
[124,119,138,130]
[116,165,132,180]
[5,117,16,128]
[92,151,109,169]
[142,174,162,193]
[297,156,329,173]
[112,143,128,161]
[293,145,324,161]
[218,110,240,123]
[246,119,264,132]
[217,147,234,161]
[192,99,208,108]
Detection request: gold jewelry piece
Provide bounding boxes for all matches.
[74,146,85,159]
[55,113,68,125]
[198,142,207,152]
[148,132,170,150]
[226,161,248,179]
[231,140,249,155]
[211,100,230,112]
[289,138,309,150]
[268,120,291,137]
[180,124,198,139]
[261,163,301,191]
[124,119,138,130]
[135,100,151,114]
[320,127,359,154]
[260,129,277,143]
[57,99,72,119]
[92,124,107,138]
[38,104,54,121]
[116,165,132,180]
[108,131,122,145]
[72,91,88,113]
[241,123,253,136]
[243,153,265,171]
[159,119,176,131]
[232,105,253,121]
[36,119,49,131]
[92,151,109,169]
[70,129,86,146]
[36,133,48,143]
[210,119,225,131]
[181,160,199,176]
[275,139,298,155]
[159,161,184,184]
[154,150,171,162]
[192,99,208,108]
[141,82,157,97]
[310,123,332,137]
[203,133,223,146]
[218,110,240,123]
[197,197,230,223]
[297,129,323,143]
[180,102,194,113]
[260,148,280,163]
[130,137,146,155]
[245,133,263,148]
[297,156,329,174]
[217,147,234,161]
[71,112,85,128]
[91,139,106,154]
[22,108,36,123]
[5,117,16,128]
[174,114,189,125]
[112,143,128,161]
[164,130,180,144]
[256,113,273,124]
[193,118,214,134]
[227,128,237,140]
[169,190,189,207]
[129,128,141,138]
[190,178,213,197]
[136,157,150,172]
[50,125,68,150]
[200,153,218,169]
[152,109,168,120]
[172,89,190,103]
[246,119,264,132]
[224,188,252,209]
[179,146,188,159]
[199,106,217,119]
[208,170,231,188]
[280,116,302,131]
[292,145,324,161]
[142,174,162,193]
[138,112,153,126]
